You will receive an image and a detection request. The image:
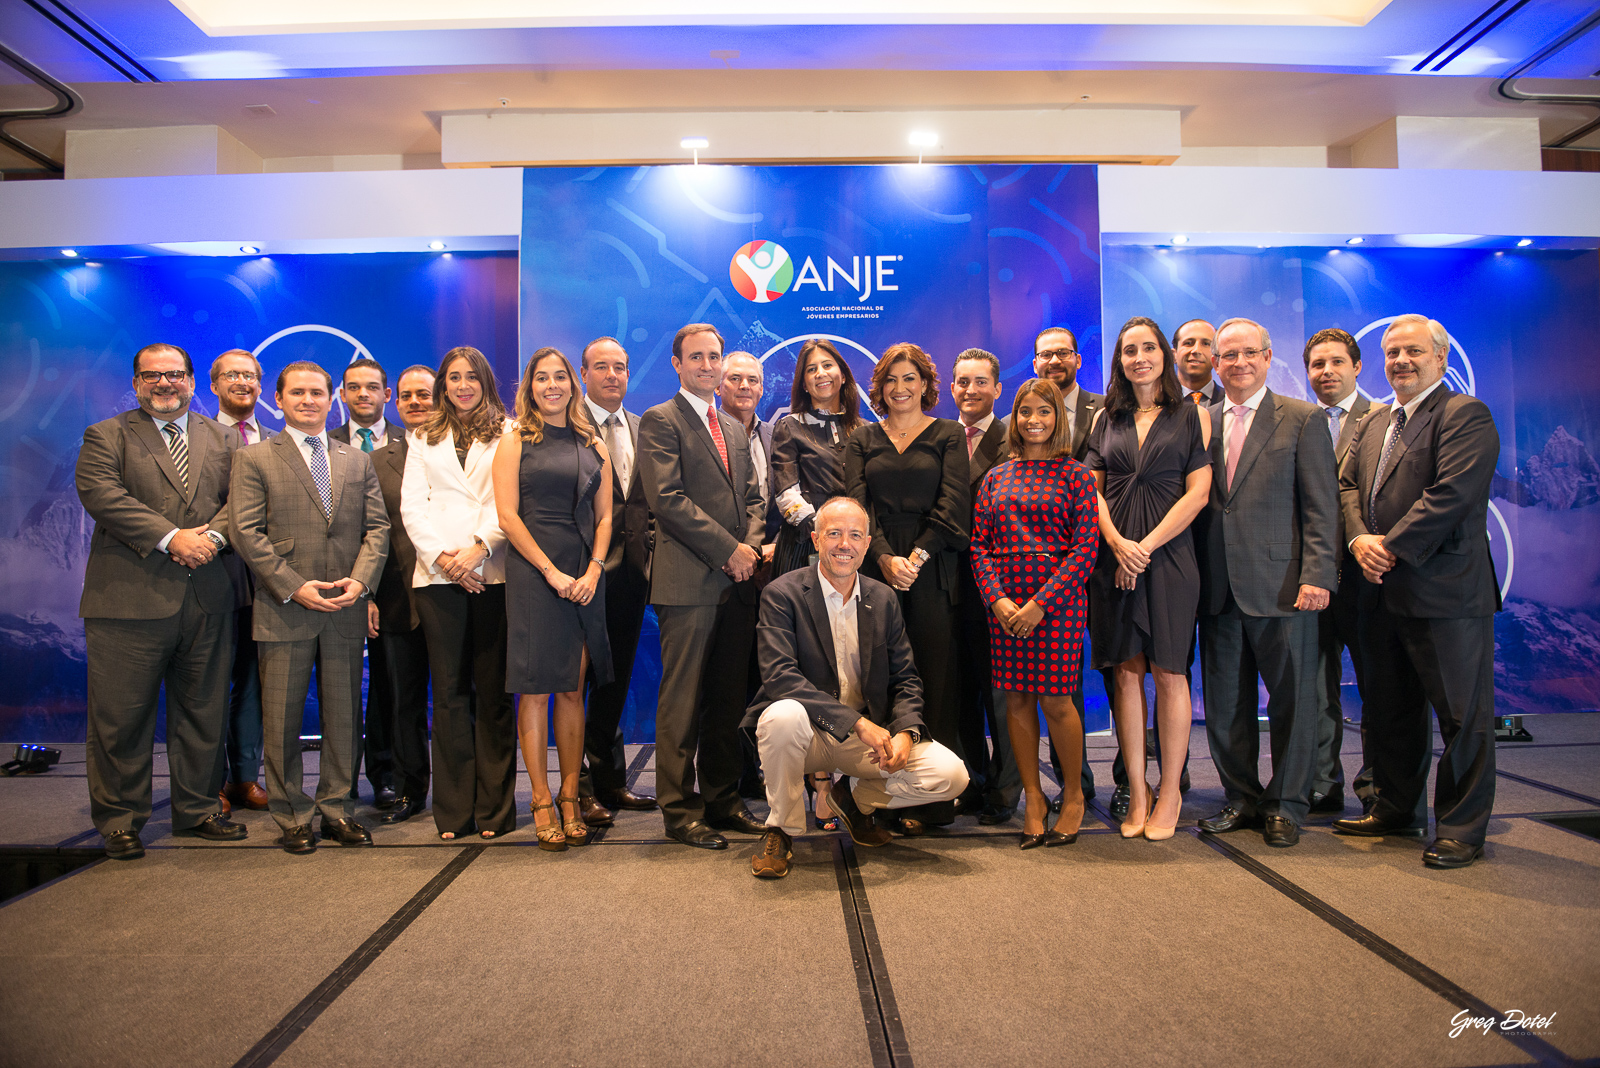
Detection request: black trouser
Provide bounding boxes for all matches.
[1358,594,1496,845]
[220,603,263,787]
[1199,604,1318,826]
[582,558,649,797]
[1315,566,1374,801]
[700,582,761,821]
[415,584,515,837]
[956,565,1022,810]
[366,620,430,800]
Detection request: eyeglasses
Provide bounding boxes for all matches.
[137,370,190,384]
[1036,348,1078,362]
[218,370,260,383]
[1216,348,1266,363]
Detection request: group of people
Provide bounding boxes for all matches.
[75,310,1502,876]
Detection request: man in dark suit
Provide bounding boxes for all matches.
[1334,314,1501,869]
[1303,328,1386,815]
[951,348,1021,823]
[1195,317,1338,848]
[744,497,968,878]
[230,360,389,854]
[329,357,398,806]
[76,342,248,859]
[638,323,767,849]
[1174,319,1225,406]
[209,347,269,814]
[577,336,657,825]
[371,364,435,826]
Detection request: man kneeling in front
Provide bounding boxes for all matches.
[743,496,968,878]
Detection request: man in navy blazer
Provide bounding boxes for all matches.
[744,497,968,878]
[1334,314,1501,869]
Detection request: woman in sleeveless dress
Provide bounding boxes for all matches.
[1085,317,1212,842]
[494,347,615,851]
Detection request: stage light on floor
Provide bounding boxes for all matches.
[1,744,61,776]
[1346,236,1365,245]
[1495,715,1533,742]
[429,240,446,250]
[681,137,708,164]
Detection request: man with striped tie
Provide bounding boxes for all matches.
[230,361,389,855]
[77,343,248,860]
[210,348,270,815]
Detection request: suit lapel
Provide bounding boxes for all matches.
[678,394,735,489]
[624,409,643,496]
[273,431,326,519]
[385,435,408,481]
[327,438,351,519]
[1073,391,1099,456]
[1226,391,1280,501]
[129,410,189,499]
[1336,394,1370,463]
[801,571,838,678]
[1375,387,1446,496]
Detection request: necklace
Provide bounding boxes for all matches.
[1136,405,1159,413]
[885,417,921,440]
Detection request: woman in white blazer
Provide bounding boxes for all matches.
[401,346,517,839]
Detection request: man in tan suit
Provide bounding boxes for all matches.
[230,360,389,854]
[77,342,248,860]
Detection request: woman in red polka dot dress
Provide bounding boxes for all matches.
[971,378,1099,849]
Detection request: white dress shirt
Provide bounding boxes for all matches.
[1381,379,1445,455]
[819,564,865,713]
[677,387,716,424]
[1221,383,1270,465]
[215,409,263,445]
[289,427,333,473]
[585,395,634,492]
[1322,387,1359,442]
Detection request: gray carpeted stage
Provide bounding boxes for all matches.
[1,715,1596,1067]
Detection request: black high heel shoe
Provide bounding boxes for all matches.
[1019,831,1047,850]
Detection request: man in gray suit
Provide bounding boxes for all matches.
[638,323,766,849]
[578,336,657,824]
[1334,315,1501,869]
[230,360,389,855]
[76,342,248,859]
[1303,328,1385,815]
[1195,317,1338,848]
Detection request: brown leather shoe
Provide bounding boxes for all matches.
[218,791,231,818]
[828,779,892,848]
[597,788,657,811]
[579,795,615,827]
[224,781,270,811]
[751,827,792,878]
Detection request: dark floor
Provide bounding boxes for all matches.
[1,714,1596,1068]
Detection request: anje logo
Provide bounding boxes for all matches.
[730,240,794,303]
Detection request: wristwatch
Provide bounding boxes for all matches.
[203,531,226,551]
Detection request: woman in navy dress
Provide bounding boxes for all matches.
[1085,317,1212,842]
[971,379,1099,848]
[494,346,615,852]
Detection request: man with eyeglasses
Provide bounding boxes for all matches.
[1194,317,1337,849]
[210,349,270,816]
[1334,314,1501,869]
[1173,319,1224,406]
[76,343,250,860]
[1028,326,1101,460]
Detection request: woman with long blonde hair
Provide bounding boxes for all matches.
[400,345,517,840]
[493,346,615,851]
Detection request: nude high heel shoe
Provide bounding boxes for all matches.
[1121,790,1154,839]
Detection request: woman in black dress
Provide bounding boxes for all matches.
[493,347,615,852]
[771,339,867,829]
[845,342,970,833]
[1085,316,1212,842]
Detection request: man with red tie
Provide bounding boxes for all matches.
[638,324,768,849]
[210,348,269,814]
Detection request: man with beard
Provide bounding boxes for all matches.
[209,348,270,814]
[77,342,249,859]
[1174,319,1224,406]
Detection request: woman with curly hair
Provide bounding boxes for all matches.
[843,342,971,834]
[400,346,516,840]
[493,346,615,851]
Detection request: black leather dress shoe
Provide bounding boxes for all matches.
[374,786,399,810]
[977,804,1014,825]
[1110,784,1131,820]
[1332,814,1426,838]
[173,814,248,841]
[707,808,767,836]
[665,821,728,850]
[1308,790,1346,815]
[278,825,317,855]
[598,788,657,811]
[103,831,144,860]
[1423,838,1483,869]
[1263,816,1300,848]
[378,797,425,824]
[579,795,616,827]
[1179,769,1192,794]
[318,818,373,846]
[1198,805,1263,834]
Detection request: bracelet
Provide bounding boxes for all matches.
[591,556,605,565]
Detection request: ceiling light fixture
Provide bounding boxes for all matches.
[429,241,447,250]
[60,249,78,258]
[1346,236,1365,245]
[681,137,708,164]
[908,130,937,165]
[1172,234,1189,245]
[1517,238,1533,247]
[240,245,260,255]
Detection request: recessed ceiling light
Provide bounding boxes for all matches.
[240,245,260,254]
[1328,249,1341,256]
[1517,238,1533,247]
[1172,234,1189,245]
[429,241,447,250]
[908,131,938,147]
[61,248,78,257]
[680,137,709,150]
[1346,236,1365,245]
